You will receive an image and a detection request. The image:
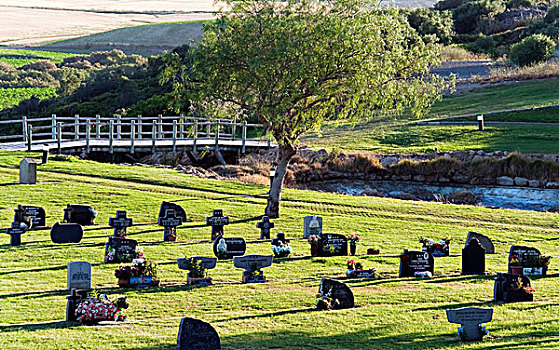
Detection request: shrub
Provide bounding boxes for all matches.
[508,34,556,66]
[406,9,454,44]
[453,0,506,34]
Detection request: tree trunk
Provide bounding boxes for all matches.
[265,144,296,218]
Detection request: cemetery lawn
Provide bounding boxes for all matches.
[1,151,559,349]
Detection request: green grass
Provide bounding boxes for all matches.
[0,87,57,109]
[0,49,76,68]
[1,151,559,349]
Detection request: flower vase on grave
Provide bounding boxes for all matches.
[510,266,524,275]
[350,244,356,256]
[311,245,319,257]
[118,278,130,288]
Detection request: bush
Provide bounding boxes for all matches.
[509,34,556,66]
[453,0,506,34]
[406,9,454,44]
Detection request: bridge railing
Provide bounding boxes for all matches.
[0,114,271,153]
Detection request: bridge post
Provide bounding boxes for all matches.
[57,122,62,154]
[152,120,156,153]
[215,120,220,151]
[51,114,57,140]
[86,119,91,153]
[109,120,114,154]
[22,115,28,142]
[241,121,247,154]
[172,120,177,153]
[206,120,211,138]
[74,114,79,140]
[193,119,198,152]
[180,113,185,138]
[27,125,32,152]
[232,120,237,141]
[137,115,142,139]
[116,115,122,139]
[130,120,135,154]
[157,114,163,138]
[268,136,271,148]
[95,115,101,139]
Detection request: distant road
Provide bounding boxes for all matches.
[431,60,500,80]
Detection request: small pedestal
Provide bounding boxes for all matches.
[242,271,266,283]
[187,274,213,286]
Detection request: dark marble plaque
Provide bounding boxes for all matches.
[50,222,83,244]
[318,278,354,310]
[213,236,246,259]
[177,317,221,350]
[14,205,46,228]
[318,233,347,257]
[462,238,486,275]
[399,250,434,277]
[105,237,138,263]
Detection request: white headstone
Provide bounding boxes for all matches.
[19,158,37,184]
[303,215,322,238]
[67,261,91,290]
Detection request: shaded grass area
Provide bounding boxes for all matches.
[0,151,559,349]
[0,49,76,68]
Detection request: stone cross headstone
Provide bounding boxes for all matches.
[159,201,187,222]
[213,236,246,259]
[256,216,274,240]
[67,261,92,290]
[63,204,96,225]
[66,289,89,322]
[108,210,133,238]
[19,158,37,184]
[104,237,138,263]
[206,209,230,241]
[158,209,182,242]
[508,245,546,275]
[5,221,26,246]
[303,215,322,238]
[271,232,290,246]
[465,231,495,254]
[446,307,493,341]
[399,250,434,277]
[462,238,486,275]
[318,233,348,257]
[494,272,533,303]
[318,278,354,310]
[177,317,221,350]
[50,222,83,243]
[14,205,46,229]
[233,254,273,283]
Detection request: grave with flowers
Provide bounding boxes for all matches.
[177,256,217,286]
[114,258,159,288]
[345,258,377,279]
[316,278,354,310]
[419,236,451,257]
[271,232,292,258]
[104,237,140,264]
[73,290,128,325]
[233,254,273,283]
[494,272,534,303]
[508,245,551,276]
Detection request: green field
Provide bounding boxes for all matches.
[1,151,559,349]
[0,49,76,68]
[0,87,57,109]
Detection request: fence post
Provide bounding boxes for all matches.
[109,120,114,154]
[193,119,198,152]
[22,115,28,142]
[51,114,57,140]
[206,120,211,138]
[241,121,247,154]
[27,125,32,152]
[86,119,91,153]
[152,120,156,153]
[180,113,185,138]
[268,136,271,148]
[137,115,142,139]
[74,114,79,140]
[215,120,220,151]
[130,120,135,154]
[57,122,62,154]
[116,115,122,139]
[172,120,177,153]
[232,120,237,141]
[95,115,101,139]
[157,114,163,138]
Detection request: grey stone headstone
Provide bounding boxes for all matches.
[465,232,495,254]
[446,307,493,341]
[177,317,221,350]
[67,261,91,290]
[318,278,354,309]
[19,158,37,184]
[462,238,486,275]
[303,215,322,238]
[233,254,273,271]
[178,257,218,271]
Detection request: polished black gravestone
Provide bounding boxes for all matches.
[158,209,182,242]
[318,233,348,257]
[271,232,290,246]
[177,317,221,350]
[50,222,83,243]
[462,238,486,275]
[494,272,533,303]
[66,289,89,322]
[14,205,46,229]
[206,209,229,241]
[104,237,138,263]
[63,204,96,226]
[159,201,187,222]
[317,278,354,310]
[108,210,133,238]
[465,231,495,254]
[399,250,434,277]
[5,222,26,246]
[256,216,274,240]
[213,236,246,259]
[508,245,547,276]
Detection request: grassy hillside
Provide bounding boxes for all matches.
[1,151,559,349]
[0,49,76,67]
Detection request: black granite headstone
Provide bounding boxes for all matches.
[206,209,230,241]
[213,236,246,259]
[399,250,434,277]
[50,222,83,243]
[159,201,187,222]
[14,205,46,229]
[494,272,533,303]
[256,216,274,240]
[177,317,221,350]
[66,289,89,322]
[462,238,486,275]
[158,209,182,242]
[105,237,138,263]
[318,278,354,310]
[271,232,290,246]
[508,245,546,275]
[63,204,96,225]
[5,222,26,246]
[318,233,348,257]
[108,210,133,238]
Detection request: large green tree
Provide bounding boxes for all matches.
[163,0,451,218]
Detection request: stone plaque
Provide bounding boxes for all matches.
[14,205,46,228]
[446,307,493,341]
[318,278,354,310]
[399,250,434,277]
[177,257,218,271]
[465,231,495,254]
[177,317,221,350]
[213,236,246,259]
[462,238,486,275]
[63,204,96,226]
[159,201,187,222]
[303,215,322,238]
[105,237,138,263]
[50,222,83,244]
[108,210,133,238]
[67,261,91,290]
[318,233,348,257]
[19,158,37,184]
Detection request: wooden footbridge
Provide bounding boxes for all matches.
[0,114,275,154]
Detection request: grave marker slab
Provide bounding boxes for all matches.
[108,210,133,238]
[63,204,96,226]
[446,307,493,341]
[256,216,274,240]
[213,236,246,259]
[105,237,138,263]
[14,205,46,229]
[5,222,26,246]
[399,250,434,277]
[318,278,354,310]
[318,233,348,257]
[494,272,533,303]
[465,231,495,254]
[50,222,83,243]
[67,261,92,290]
[19,158,37,184]
[158,209,182,242]
[159,201,187,222]
[177,317,221,350]
[462,238,486,275]
[508,245,547,275]
[303,215,322,238]
[234,254,273,283]
[206,209,229,241]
